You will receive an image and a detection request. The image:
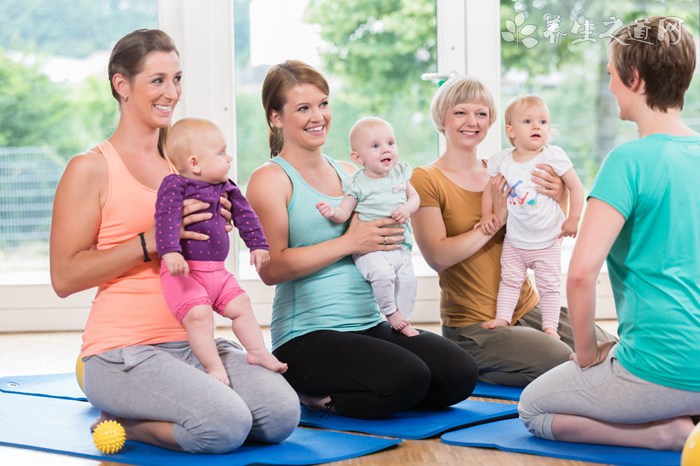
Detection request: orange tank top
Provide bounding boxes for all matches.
[81,141,187,357]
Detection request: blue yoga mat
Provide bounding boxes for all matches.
[441,418,681,466]
[0,373,87,401]
[471,381,523,401]
[0,392,401,465]
[2,373,518,440]
[300,399,518,439]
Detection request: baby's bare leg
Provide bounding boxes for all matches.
[182,305,230,385]
[222,294,288,373]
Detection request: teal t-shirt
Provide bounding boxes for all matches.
[269,155,383,351]
[342,162,414,250]
[589,134,700,391]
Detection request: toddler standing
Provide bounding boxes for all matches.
[481,96,583,338]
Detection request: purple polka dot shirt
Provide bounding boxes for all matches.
[155,174,269,261]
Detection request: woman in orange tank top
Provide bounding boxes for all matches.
[49,28,299,453]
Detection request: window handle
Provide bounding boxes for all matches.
[421,71,457,86]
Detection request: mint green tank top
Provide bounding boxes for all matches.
[269,155,383,350]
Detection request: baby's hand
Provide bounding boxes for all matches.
[391,204,412,224]
[163,252,189,276]
[481,318,509,330]
[559,218,579,238]
[480,213,501,236]
[316,201,335,218]
[250,249,270,272]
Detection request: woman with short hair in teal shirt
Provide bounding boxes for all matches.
[519,16,700,450]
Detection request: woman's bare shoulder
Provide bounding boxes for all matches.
[247,160,292,201]
[62,147,106,181]
[338,160,359,176]
[249,159,287,182]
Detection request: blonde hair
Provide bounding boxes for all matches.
[349,116,394,152]
[503,95,550,146]
[164,118,219,172]
[261,60,330,157]
[430,76,497,134]
[609,16,696,111]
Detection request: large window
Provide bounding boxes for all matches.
[498,0,699,265]
[0,1,159,284]
[233,0,440,277]
[499,0,699,189]
[1,1,697,328]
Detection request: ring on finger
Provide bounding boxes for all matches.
[382,237,387,245]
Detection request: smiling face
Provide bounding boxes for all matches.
[442,101,491,152]
[270,83,331,153]
[350,119,399,178]
[505,103,550,155]
[117,50,182,130]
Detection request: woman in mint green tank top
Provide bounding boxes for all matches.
[247,60,478,419]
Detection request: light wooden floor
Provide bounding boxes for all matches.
[0,324,617,466]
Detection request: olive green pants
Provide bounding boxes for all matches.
[443,306,617,387]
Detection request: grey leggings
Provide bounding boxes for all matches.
[519,345,700,440]
[443,306,617,387]
[83,339,300,453]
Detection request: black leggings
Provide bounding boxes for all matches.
[273,322,478,419]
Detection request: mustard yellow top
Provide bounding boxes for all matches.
[411,164,538,327]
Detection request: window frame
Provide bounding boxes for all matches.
[0,0,615,332]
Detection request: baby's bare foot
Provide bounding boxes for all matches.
[482,318,509,330]
[543,327,561,339]
[247,349,288,373]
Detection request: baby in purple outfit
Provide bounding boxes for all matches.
[156,118,287,386]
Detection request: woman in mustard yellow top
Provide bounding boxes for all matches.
[410,76,616,387]
[49,29,298,453]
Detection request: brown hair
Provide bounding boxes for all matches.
[261,60,330,157]
[609,16,696,111]
[109,29,179,157]
[108,29,179,102]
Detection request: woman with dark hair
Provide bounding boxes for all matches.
[50,29,299,453]
[246,60,478,420]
